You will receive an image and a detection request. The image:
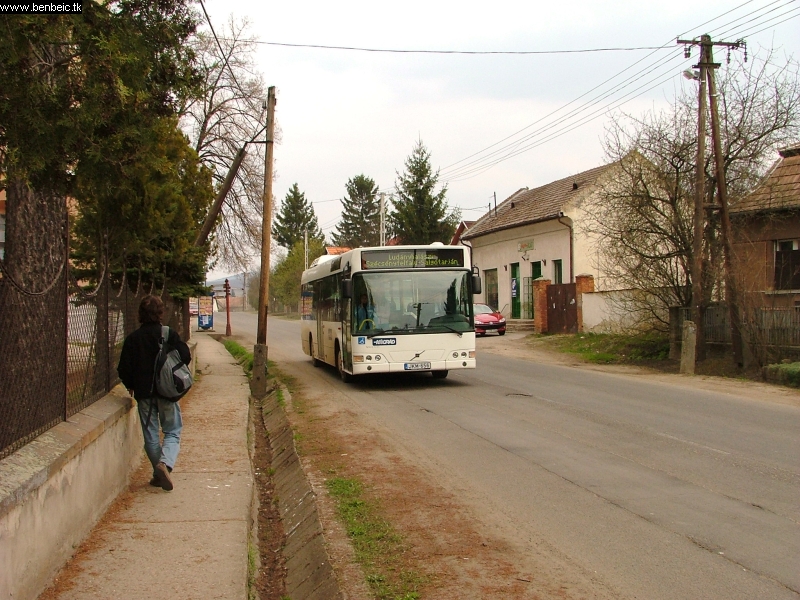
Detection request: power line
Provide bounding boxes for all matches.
[220,39,667,55]
[438,0,767,176]
[439,0,797,183]
[197,0,264,123]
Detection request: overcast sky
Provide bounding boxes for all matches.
[204,0,800,280]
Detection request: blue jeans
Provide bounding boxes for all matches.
[137,396,182,471]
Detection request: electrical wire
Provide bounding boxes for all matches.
[734,8,800,37]
[197,0,264,127]
[440,49,685,179]
[438,0,796,183]
[236,40,666,55]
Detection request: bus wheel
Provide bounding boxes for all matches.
[310,335,322,367]
[336,346,353,383]
[431,370,448,379]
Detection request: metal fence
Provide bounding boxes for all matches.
[1,209,188,459]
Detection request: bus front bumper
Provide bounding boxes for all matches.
[351,358,476,375]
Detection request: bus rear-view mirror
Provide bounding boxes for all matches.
[472,275,482,295]
[341,278,353,299]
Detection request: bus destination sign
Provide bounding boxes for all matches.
[361,249,464,270]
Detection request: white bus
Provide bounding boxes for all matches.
[300,244,481,382]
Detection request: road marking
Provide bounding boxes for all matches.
[656,432,730,455]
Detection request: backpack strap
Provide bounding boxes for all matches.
[160,325,169,348]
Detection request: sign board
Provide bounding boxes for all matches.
[517,240,535,253]
[511,278,518,298]
[361,249,464,270]
[198,295,214,330]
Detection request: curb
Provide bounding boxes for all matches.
[260,386,343,600]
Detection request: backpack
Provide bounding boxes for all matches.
[152,326,193,401]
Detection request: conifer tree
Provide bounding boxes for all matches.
[331,175,380,248]
[272,183,324,249]
[390,140,459,244]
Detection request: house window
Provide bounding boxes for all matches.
[553,259,563,285]
[484,269,498,310]
[775,239,800,290]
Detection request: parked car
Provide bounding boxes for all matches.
[473,304,506,336]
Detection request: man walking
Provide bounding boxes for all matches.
[118,295,191,491]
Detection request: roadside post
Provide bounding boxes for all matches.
[224,278,232,336]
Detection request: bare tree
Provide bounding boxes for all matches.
[580,49,800,332]
[180,18,274,272]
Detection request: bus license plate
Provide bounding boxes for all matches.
[404,362,431,371]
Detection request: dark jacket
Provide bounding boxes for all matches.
[117,322,191,400]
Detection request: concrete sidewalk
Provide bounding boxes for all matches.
[41,333,253,600]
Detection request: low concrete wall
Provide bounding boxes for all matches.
[261,387,342,600]
[0,387,143,600]
[0,340,197,600]
[582,290,649,333]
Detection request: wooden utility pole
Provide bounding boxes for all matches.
[706,45,744,367]
[692,37,709,362]
[252,86,276,397]
[678,35,746,368]
[194,147,247,247]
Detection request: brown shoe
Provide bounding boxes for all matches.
[149,476,159,487]
[154,462,173,491]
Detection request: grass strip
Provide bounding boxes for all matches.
[540,332,670,364]
[223,339,254,376]
[326,477,424,600]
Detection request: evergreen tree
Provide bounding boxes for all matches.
[331,175,380,248]
[390,140,459,244]
[272,183,324,249]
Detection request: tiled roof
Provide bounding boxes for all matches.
[461,163,615,240]
[731,144,800,214]
[325,246,351,255]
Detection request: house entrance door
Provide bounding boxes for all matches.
[511,263,520,319]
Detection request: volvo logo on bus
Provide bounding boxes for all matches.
[372,338,397,346]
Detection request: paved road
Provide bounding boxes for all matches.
[223,311,800,599]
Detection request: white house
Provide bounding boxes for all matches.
[462,163,617,322]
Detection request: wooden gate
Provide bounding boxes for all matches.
[547,283,578,333]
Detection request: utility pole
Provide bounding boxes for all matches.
[379,193,386,246]
[493,192,497,217]
[304,227,308,270]
[252,86,276,397]
[678,34,746,368]
[682,37,709,364]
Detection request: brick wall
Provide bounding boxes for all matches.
[533,278,551,333]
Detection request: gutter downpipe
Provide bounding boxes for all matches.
[557,213,574,283]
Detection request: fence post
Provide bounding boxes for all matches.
[533,278,551,333]
[680,320,697,375]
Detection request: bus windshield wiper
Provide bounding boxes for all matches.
[436,324,463,337]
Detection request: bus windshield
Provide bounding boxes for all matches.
[352,270,473,335]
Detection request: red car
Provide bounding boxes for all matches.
[473,304,506,336]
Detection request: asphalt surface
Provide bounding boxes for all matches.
[227,311,800,600]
